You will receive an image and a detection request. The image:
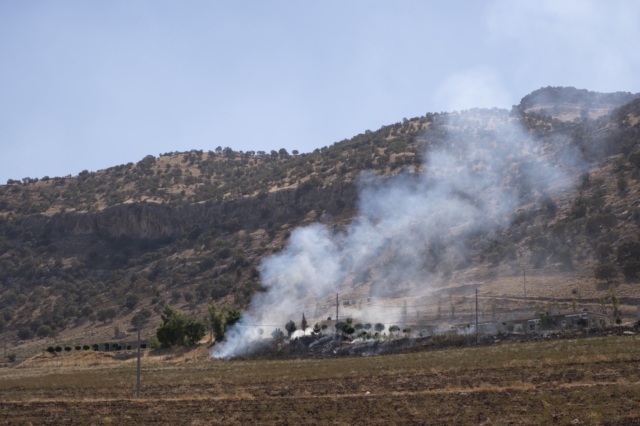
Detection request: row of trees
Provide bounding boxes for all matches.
[282,314,408,340]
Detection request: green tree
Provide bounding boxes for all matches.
[206,303,225,342]
[609,286,621,321]
[205,303,240,343]
[184,318,206,345]
[596,243,613,259]
[343,323,355,337]
[17,327,30,340]
[226,309,241,328]
[131,309,152,329]
[594,264,618,284]
[623,259,640,279]
[300,313,308,334]
[96,309,107,323]
[36,325,51,338]
[125,295,139,310]
[374,323,385,334]
[617,177,628,192]
[156,305,189,347]
[106,307,117,322]
[285,320,297,338]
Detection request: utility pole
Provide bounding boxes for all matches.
[475,289,479,345]
[136,316,141,398]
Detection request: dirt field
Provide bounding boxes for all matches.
[2,335,640,425]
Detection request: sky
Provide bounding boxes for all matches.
[1,0,639,182]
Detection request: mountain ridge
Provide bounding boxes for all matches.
[2,86,640,359]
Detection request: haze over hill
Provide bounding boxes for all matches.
[2,86,640,358]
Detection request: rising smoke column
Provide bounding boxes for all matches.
[213,111,571,358]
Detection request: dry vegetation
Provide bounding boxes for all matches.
[1,335,640,424]
[2,86,640,365]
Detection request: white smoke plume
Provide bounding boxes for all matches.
[213,110,572,358]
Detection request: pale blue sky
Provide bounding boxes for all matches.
[1,1,639,182]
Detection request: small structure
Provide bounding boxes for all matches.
[503,309,610,332]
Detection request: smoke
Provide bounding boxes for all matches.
[213,110,572,358]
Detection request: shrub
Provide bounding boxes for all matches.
[106,308,117,321]
[91,344,99,351]
[36,325,51,338]
[130,309,152,329]
[54,345,62,352]
[125,295,139,310]
[617,238,640,264]
[594,264,618,284]
[17,327,30,340]
[104,343,110,351]
[149,336,161,349]
[623,259,640,279]
[7,353,16,362]
[46,346,55,353]
[82,345,90,350]
[64,346,72,352]
[596,243,613,259]
[617,177,628,192]
[75,345,82,351]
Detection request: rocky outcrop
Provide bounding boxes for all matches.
[18,181,359,241]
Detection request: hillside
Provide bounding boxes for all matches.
[2,86,640,358]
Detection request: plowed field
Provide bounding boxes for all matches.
[2,335,640,425]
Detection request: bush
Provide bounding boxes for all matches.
[618,177,628,192]
[596,243,613,259]
[82,345,90,350]
[46,346,55,353]
[64,346,72,352]
[623,259,640,279]
[617,238,640,264]
[91,344,99,351]
[7,353,16,362]
[17,327,30,340]
[149,336,161,349]
[54,345,62,352]
[75,345,82,351]
[130,309,152,329]
[125,295,139,310]
[594,263,618,284]
[36,325,51,338]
